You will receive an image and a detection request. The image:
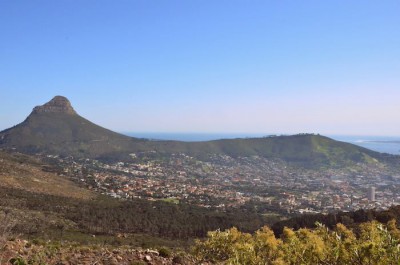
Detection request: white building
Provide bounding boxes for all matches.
[368,186,376,201]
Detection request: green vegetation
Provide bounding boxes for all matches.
[271,206,400,236]
[160,198,180,204]
[158,246,172,258]
[193,220,400,264]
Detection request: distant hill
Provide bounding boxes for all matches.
[0,96,396,168]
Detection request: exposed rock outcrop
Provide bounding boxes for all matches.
[32,96,76,115]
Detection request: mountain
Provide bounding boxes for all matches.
[0,96,148,158]
[0,96,395,168]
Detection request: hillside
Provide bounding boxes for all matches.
[0,150,93,200]
[0,96,396,168]
[0,150,264,246]
[147,134,386,168]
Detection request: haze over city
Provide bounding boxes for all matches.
[1,1,399,136]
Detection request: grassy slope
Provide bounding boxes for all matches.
[0,151,93,200]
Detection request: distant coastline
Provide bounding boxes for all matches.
[356,140,400,144]
[332,135,400,155]
[123,132,400,155]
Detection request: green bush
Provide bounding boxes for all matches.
[9,257,27,265]
[158,246,172,258]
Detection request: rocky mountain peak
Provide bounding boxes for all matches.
[32,96,76,115]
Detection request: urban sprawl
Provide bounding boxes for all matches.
[42,152,400,216]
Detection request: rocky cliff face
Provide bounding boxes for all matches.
[32,96,76,115]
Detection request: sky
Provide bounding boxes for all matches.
[0,1,399,136]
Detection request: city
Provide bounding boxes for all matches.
[42,150,400,217]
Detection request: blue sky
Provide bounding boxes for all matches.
[1,1,399,135]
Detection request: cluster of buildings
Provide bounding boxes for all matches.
[44,151,400,216]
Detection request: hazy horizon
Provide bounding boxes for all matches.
[122,131,400,138]
[1,94,399,137]
[1,1,399,135]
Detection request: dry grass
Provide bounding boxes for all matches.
[0,210,14,245]
[0,210,15,264]
[0,151,94,200]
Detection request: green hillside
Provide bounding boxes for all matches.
[139,134,385,168]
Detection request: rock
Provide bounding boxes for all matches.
[146,249,159,255]
[32,96,76,115]
[110,257,119,264]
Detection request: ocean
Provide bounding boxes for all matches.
[331,135,400,155]
[124,132,400,155]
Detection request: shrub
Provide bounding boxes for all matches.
[9,257,27,265]
[158,247,172,258]
[172,254,185,264]
[193,221,400,265]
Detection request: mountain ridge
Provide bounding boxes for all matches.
[0,96,396,168]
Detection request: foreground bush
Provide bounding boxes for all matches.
[194,220,400,265]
